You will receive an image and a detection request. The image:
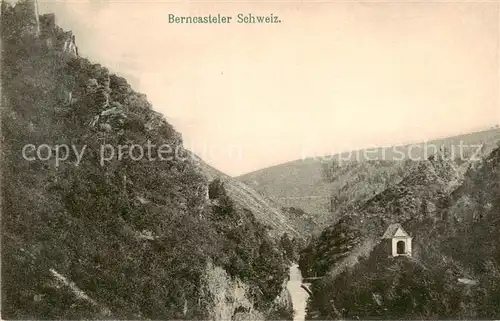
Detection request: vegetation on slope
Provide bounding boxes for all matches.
[307,254,482,320]
[197,159,304,238]
[1,3,291,319]
[301,147,500,319]
[299,152,463,277]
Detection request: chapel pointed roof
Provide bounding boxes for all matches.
[382,223,410,239]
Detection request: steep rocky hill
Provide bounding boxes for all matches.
[300,145,500,319]
[239,129,500,231]
[299,148,472,277]
[1,2,294,319]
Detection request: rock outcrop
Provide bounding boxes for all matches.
[200,261,265,321]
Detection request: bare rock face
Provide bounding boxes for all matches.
[99,102,128,131]
[37,10,79,57]
[200,260,264,321]
[268,279,294,319]
[61,31,78,56]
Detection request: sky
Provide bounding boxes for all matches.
[37,0,500,176]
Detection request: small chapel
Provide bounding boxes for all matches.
[382,223,412,257]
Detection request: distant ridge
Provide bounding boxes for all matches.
[238,128,500,230]
[243,127,500,173]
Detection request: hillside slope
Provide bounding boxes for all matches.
[1,2,293,319]
[301,146,500,319]
[196,159,305,238]
[239,129,500,230]
[299,148,473,277]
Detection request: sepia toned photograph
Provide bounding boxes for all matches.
[1,0,500,320]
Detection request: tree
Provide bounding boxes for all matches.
[279,233,294,262]
[208,178,225,200]
[321,159,340,182]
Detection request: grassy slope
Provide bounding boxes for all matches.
[238,128,500,230]
[196,158,304,239]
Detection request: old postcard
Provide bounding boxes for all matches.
[1,0,500,320]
